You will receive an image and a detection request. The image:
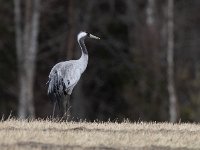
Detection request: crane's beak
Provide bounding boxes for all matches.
[90,34,100,40]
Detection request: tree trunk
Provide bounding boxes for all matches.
[167,0,178,122]
[66,0,76,60]
[146,0,162,106]
[72,0,95,120]
[14,0,40,119]
[146,0,155,27]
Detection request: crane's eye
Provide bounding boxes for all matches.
[87,33,90,37]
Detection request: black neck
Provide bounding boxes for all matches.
[79,39,88,54]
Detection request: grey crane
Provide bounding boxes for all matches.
[47,31,100,117]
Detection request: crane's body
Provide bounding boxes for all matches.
[47,31,100,117]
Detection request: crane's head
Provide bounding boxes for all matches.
[77,31,100,41]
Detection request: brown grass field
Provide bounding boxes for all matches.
[0,119,200,150]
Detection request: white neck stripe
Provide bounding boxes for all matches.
[77,32,87,41]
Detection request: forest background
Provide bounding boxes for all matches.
[1,0,200,123]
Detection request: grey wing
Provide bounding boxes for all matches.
[60,62,82,94]
[47,70,66,109]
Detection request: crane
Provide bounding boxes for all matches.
[47,31,100,118]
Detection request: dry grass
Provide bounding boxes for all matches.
[0,119,200,149]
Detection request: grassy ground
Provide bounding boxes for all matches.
[0,119,200,150]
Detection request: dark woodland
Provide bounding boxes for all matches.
[1,0,200,122]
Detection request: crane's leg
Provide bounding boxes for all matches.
[63,95,71,120]
[66,95,71,119]
[59,95,71,121]
[60,98,67,119]
[52,101,57,118]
